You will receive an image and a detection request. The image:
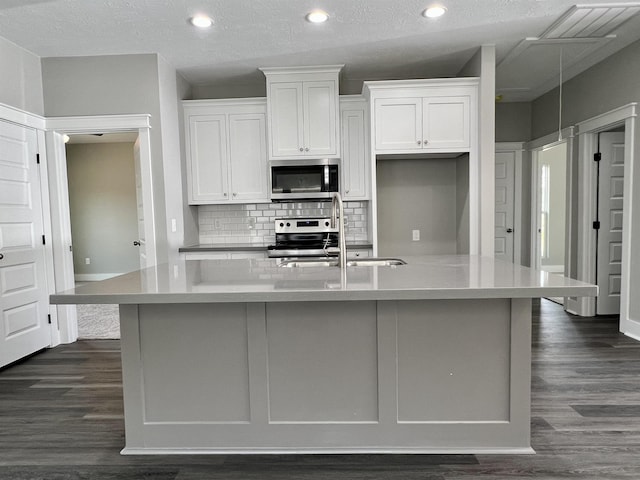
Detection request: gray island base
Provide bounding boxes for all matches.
[50,255,597,455]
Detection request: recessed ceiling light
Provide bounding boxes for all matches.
[423,5,447,18]
[189,14,213,28]
[306,10,329,23]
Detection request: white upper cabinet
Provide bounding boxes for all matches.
[183,99,268,205]
[228,113,268,201]
[261,66,342,160]
[340,96,370,200]
[187,114,229,203]
[365,78,477,154]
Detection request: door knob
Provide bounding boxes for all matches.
[506,228,513,233]
[133,241,141,246]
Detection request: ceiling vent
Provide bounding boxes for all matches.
[542,3,640,39]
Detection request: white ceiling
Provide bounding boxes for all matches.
[1,0,639,101]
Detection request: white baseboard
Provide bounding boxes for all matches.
[75,273,123,282]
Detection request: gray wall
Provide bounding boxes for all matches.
[191,81,265,100]
[175,69,199,249]
[157,55,197,262]
[532,39,640,139]
[376,158,465,257]
[42,54,169,263]
[496,102,531,142]
[456,155,470,255]
[0,35,43,114]
[531,37,640,318]
[66,143,139,276]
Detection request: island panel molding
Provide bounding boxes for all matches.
[118,297,532,453]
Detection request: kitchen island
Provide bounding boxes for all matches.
[50,255,596,455]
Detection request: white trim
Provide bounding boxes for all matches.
[363,77,480,94]
[121,447,536,455]
[46,114,157,343]
[526,127,574,151]
[36,130,59,348]
[527,128,574,274]
[563,134,576,309]
[46,114,151,132]
[45,131,78,343]
[620,114,636,337]
[183,98,266,109]
[75,273,125,282]
[576,103,637,134]
[496,142,526,152]
[575,103,637,323]
[0,102,46,130]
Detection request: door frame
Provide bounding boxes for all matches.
[574,103,636,325]
[46,114,155,344]
[526,127,574,277]
[495,142,524,265]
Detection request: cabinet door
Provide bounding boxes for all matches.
[303,80,338,157]
[341,107,369,199]
[269,82,304,158]
[422,96,470,150]
[373,98,422,151]
[228,113,268,202]
[187,115,229,203]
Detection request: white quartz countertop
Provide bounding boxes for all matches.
[50,255,597,305]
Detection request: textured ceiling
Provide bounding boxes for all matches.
[1,0,640,100]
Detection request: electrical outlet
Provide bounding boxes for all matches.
[214,219,222,230]
[412,229,420,241]
[171,218,177,233]
[85,257,91,265]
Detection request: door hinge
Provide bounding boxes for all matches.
[594,152,601,162]
[42,235,46,245]
[36,153,41,164]
[47,314,51,325]
[593,221,601,230]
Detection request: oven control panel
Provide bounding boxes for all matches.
[274,217,337,234]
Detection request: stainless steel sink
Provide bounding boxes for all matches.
[279,259,339,268]
[347,258,406,267]
[279,258,406,268]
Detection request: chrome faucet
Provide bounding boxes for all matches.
[330,192,347,271]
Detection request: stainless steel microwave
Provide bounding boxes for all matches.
[269,159,340,201]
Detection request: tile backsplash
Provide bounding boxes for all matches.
[198,201,369,245]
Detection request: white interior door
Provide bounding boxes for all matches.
[596,132,625,315]
[0,120,51,367]
[133,138,147,269]
[495,151,515,262]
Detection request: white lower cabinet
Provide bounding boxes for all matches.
[340,96,370,200]
[184,99,268,205]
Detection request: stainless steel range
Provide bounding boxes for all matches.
[267,217,338,258]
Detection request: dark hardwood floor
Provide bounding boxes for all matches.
[1,299,639,479]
